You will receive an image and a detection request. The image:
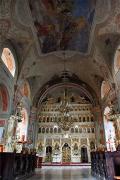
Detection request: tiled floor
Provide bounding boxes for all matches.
[28,166,97,180]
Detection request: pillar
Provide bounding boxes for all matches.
[92,106,106,149]
[27,106,37,148]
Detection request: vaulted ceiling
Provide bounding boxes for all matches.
[0,0,119,105]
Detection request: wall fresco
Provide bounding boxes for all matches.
[29,0,96,54]
[0,86,8,112]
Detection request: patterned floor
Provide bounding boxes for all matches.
[28,167,97,180]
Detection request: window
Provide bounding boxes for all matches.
[1,48,16,76]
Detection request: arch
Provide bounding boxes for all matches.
[101,81,111,99]
[1,48,16,76]
[0,85,9,112]
[33,79,98,107]
[114,46,120,74]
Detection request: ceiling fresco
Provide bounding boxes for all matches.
[29,0,96,54]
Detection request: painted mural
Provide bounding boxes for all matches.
[0,85,8,112]
[29,0,96,54]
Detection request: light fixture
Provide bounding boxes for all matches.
[55,53,74,131]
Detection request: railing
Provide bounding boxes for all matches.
[0,152,37,180]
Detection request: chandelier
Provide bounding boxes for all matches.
[55,53,75,131]
[56,88,74,131]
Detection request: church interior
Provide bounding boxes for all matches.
[1,0,120,180]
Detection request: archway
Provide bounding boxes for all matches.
[62,143,71,163]
[46,146,52,162]
[81,146,88,163]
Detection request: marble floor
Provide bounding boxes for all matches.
[28,166,97,180]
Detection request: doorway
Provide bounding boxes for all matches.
[46,146,52,162]
[62,143,71,163]
[81,146,88,163]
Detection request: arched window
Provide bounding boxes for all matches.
[1,48,16,76]
[101,81,110,99]
[114,47,120,74]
